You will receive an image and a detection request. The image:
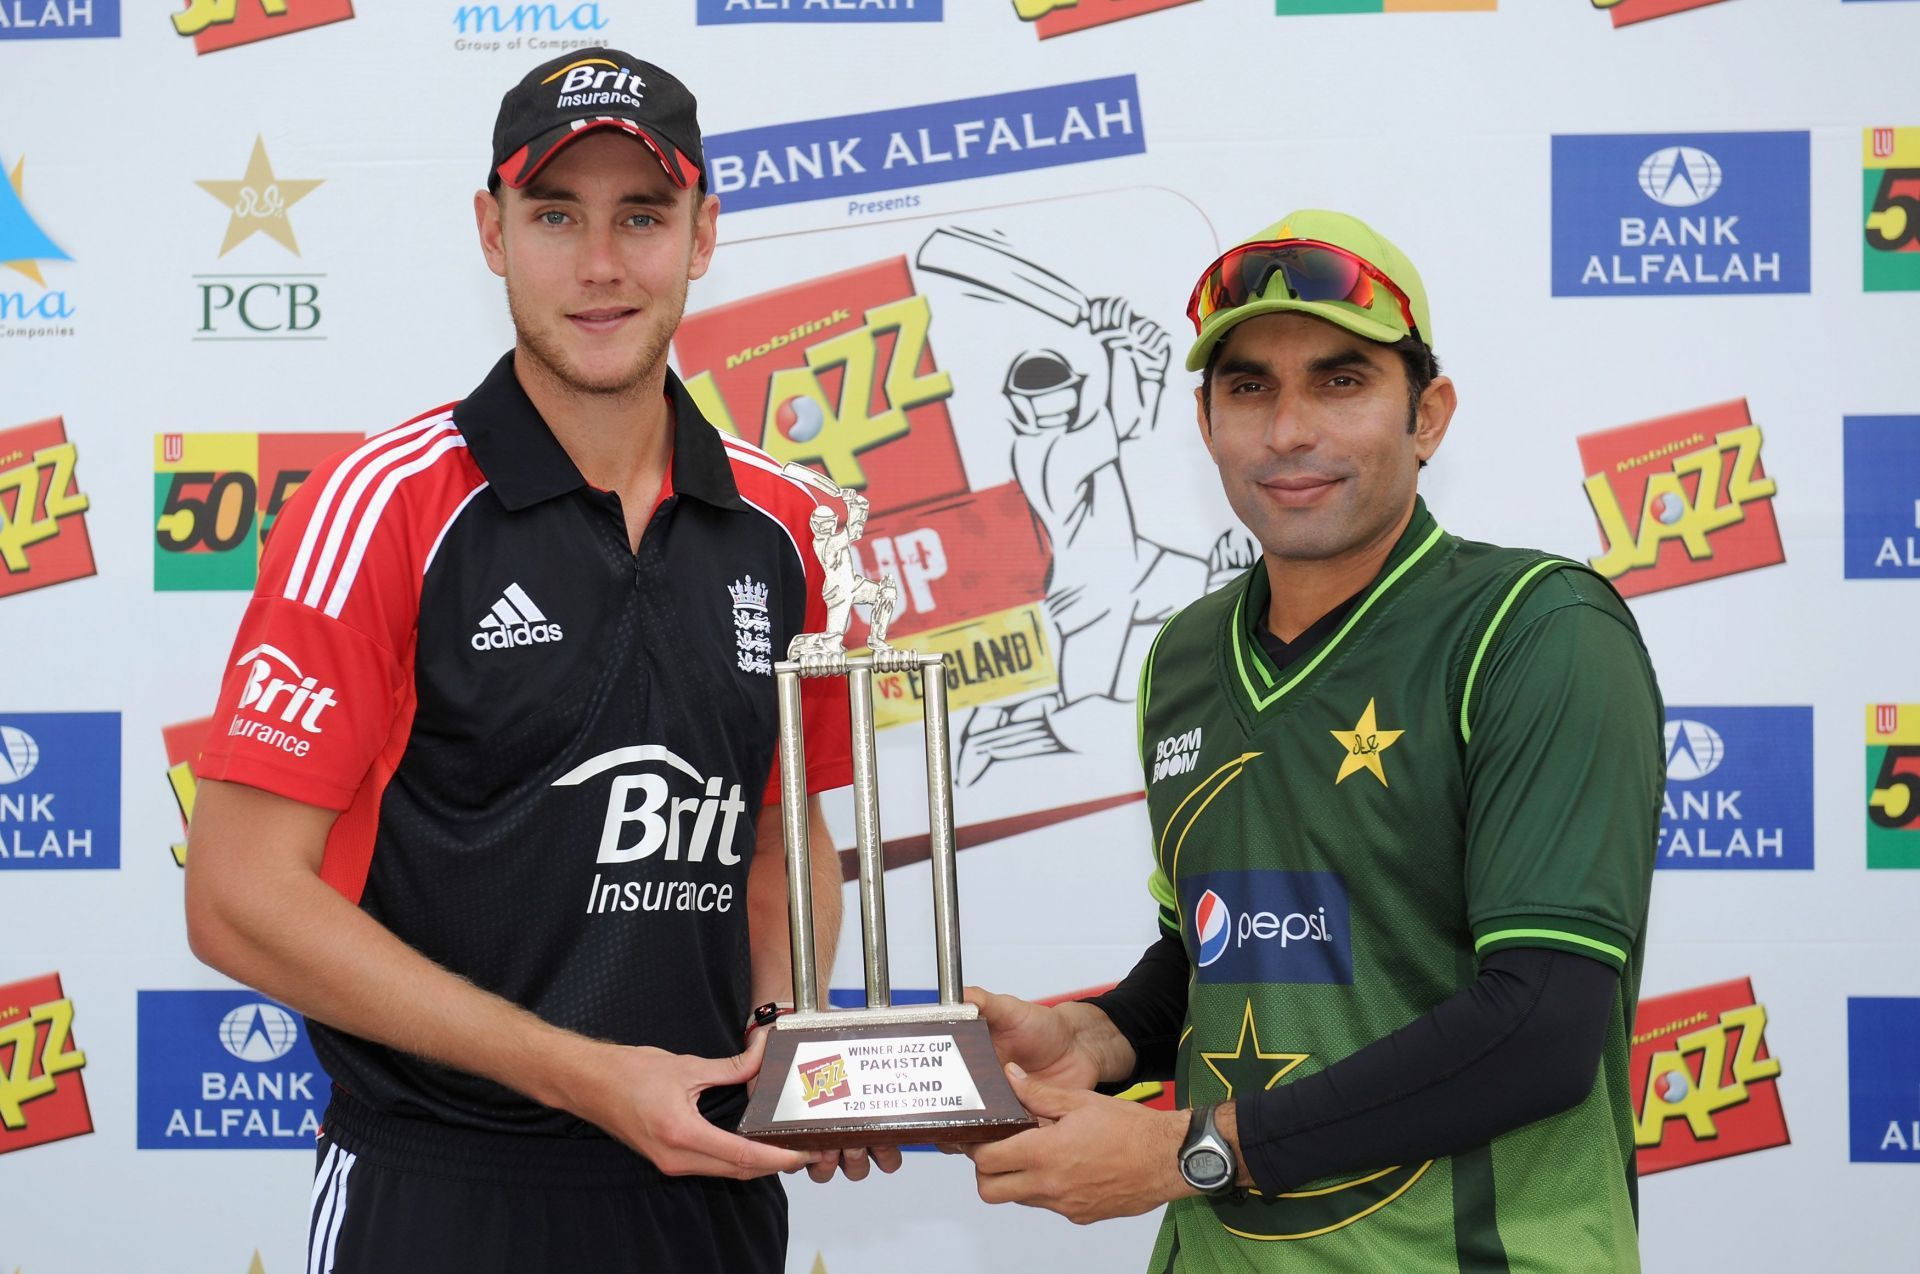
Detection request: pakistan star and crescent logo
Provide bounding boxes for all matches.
[1200,1001,1309,1098]
[1330,698,1403,787]
[0,156,72,285]
[196,136,322,257]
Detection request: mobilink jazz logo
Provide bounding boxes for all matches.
[172,0,354,55]
[1182,871,1351,985]
[699,0,940,23]
[136,991,323,1147]
[702,76,1144,213]
[1551,132,1809,296]
[1593,0,1735,26]
[1848,997,1920,1163]
[0,714,119,870]
[0,0,119,38]
[1844,416,1920,578]
[1659,708,1812,869]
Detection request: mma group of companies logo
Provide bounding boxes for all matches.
[1577,398,1782,598]
[0,0,118,39]
[0,713,119,869]
[699,0,938,23]
[1630,976,1787,1174]
[154,432,357,590]
[1865,127,1920,292]
[193,136,327,341]
[1844,415,1920,577]
[1849,997,1920,1162]
[0,151,76,339]
[674,254,1056,726]
[137,992,322,1147]
[0,417,93,599]
[1552,131,1809,296]
[0,972,91,1156]
[1867,704,1920,869]
[173,0,353,54]
[451,1,606,51]
[701,77,1144,214]
[1660,708,1812,869]
[1593,0,1734,26]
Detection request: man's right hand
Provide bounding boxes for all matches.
[563,1028,814,1180]
[965,987,1126,1092]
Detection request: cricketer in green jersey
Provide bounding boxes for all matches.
[964,210,1663,1273]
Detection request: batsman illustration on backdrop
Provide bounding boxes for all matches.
[914,227,1249,785]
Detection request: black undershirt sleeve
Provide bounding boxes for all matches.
[1082,932,1188,1087]
[1083,939,1618,1188]
[1233,947,1618,1194]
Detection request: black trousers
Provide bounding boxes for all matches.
[309,1091,786,1274]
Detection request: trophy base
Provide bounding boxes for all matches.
[737,1014,1035,1149]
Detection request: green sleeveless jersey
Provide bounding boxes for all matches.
[1138,498,1662,1274]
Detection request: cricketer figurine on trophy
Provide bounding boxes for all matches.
[735,463,1037,1150]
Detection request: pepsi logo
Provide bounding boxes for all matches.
[1195,889,1230,967]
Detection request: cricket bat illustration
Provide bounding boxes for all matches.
[914,228,1090,327]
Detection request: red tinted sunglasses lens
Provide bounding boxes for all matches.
[1198,244,1374,323]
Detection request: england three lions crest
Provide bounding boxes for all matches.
[731,576,773,676]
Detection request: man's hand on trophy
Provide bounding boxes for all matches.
[567,1029,821,1179]
[963,987,1104,1091]
[798,1144,906,1184]
[965,1069,1192,1224]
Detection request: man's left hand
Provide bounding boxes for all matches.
[967,1064,1195,1224]
[799,1145,904,1183]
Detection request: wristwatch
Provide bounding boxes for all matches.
[1178,1104,1238,1196]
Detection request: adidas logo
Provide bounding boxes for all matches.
[471,583,565,652]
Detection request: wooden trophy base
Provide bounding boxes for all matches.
[736,1009,1035,1150]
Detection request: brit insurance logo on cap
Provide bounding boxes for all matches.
[1551,130,1808,296]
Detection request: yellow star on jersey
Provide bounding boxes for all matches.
[1199,1001,1309,1098]
[195,135,322,257]
[1330,697,1403,787]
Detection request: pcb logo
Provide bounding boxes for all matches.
[799,1054,850,1107]
[1864,127,1920,292]
[1867,704,1920,870]
[1631,976,1787,1174]
[0,972,91,1155]
[1577,398,1782,597]
[0,417,94,600]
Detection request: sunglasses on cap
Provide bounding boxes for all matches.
[1186,238,1421,344]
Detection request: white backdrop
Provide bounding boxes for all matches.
[3,1,1918,1270]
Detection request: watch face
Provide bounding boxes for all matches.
[1184,1147,1230,1189]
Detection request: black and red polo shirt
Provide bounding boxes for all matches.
[198,351,852,1134]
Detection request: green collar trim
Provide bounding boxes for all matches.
[1229,503,1448,714]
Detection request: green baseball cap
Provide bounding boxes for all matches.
[1183,209,1432,372]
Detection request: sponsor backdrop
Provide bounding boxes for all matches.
[2,2,1915,1270]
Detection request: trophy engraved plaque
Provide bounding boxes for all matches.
[735,465,1036,1150]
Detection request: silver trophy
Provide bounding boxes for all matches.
[735,464,1033,1150]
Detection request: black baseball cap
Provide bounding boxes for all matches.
[490,48,703,192]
